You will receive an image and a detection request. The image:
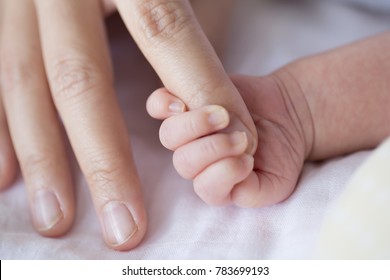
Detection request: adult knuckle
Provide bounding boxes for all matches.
[23,153,54,181]
[136,0,190,43]
[87,154,126,190]
[185,74,227,108]
[49,55,101,100]
[90,166,121,190]
[0,55,32,92]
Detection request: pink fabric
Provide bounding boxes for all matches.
[1,0,389,259]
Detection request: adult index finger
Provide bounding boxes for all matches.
[114,0,257,154]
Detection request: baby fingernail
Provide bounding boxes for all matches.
[230,131,248,149]
[33,189,63,231]
[208,106,229,129]
[242,154,254,168]
[103,202,137,246]
[169,101,185,113]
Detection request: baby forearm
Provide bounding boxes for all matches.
[276,32,390,160]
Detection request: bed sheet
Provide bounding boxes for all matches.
[1,0,390,259]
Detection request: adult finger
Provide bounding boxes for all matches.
[0,96,17,190]
[0,0,17,190]
[0,0,75,235]
[114,0,257,154]
[34,0,146,250]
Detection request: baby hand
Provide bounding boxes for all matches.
[147,75,309,207]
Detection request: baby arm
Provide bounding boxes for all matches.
[279,31,390,160]
[147,31,390,207]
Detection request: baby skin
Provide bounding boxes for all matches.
[147,75,307,207]
[147,32,390,207]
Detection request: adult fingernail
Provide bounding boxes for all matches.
[102,202,137,246]
[33,189,64,231]
[169,101,185,113]
[208,106,229,129]
[230,131,248,150]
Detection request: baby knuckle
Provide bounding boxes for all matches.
[230,158,249,179]
[194,180,221,206]
[201,137,224,157]
[146,95,160,117]
[136,0,190,43]
[49,55,101,100]
[159,122,175,149]
[193,179,211,202]
[233,192,258,209]
[172,150,196,179]
[184,116,201,137]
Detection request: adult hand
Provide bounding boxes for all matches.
[0,0,248,251]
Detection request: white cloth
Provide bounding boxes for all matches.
[1,0,390,259]
[316,137,390,259]
[329,0,390,12]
